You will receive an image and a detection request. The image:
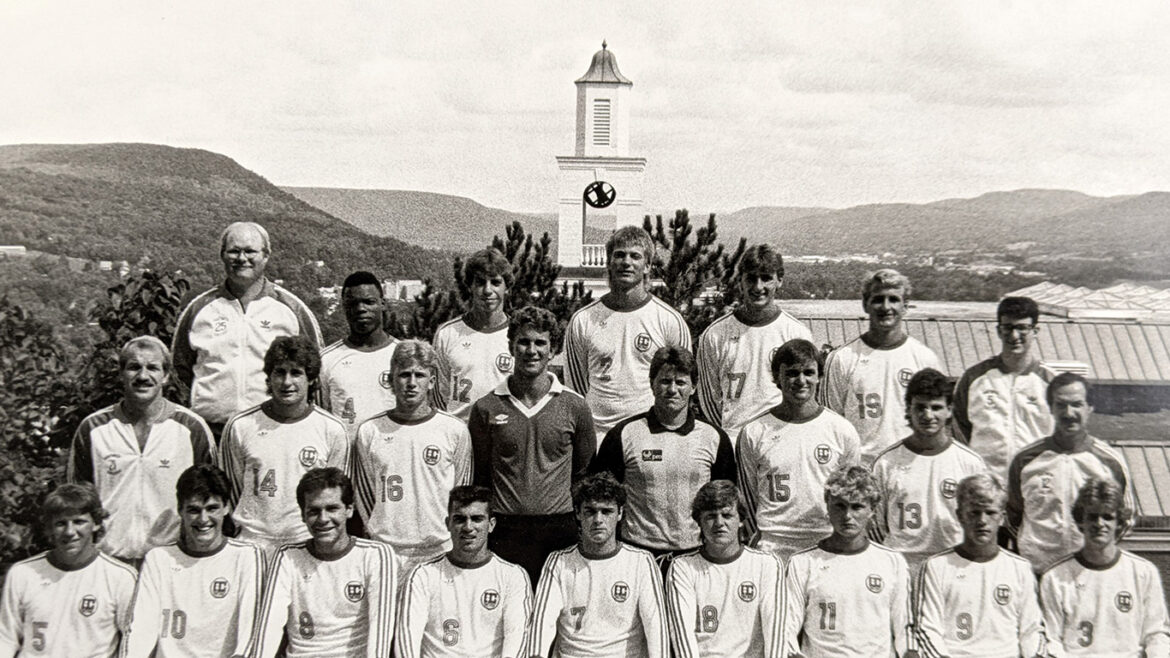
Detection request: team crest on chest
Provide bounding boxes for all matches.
[345,581,365,602]
[298,447,318,468]
[994,584,1011,606]
[78,595,98,617]
[423,445,442,465]
[641,449,663,462]
[814,444,832,465]
[634,333,653,353]
[865,574,884,594]
[495,353,514,372]
[213,318,228,335]
[611,581,629,602]
[210,577,231,598]
[1116,591,1133,613]
[105,455,122,476]
[481,589,500,610]
[940,478,958,499]
[897,368,914,387]
[738,581,757,602]
[379,370,393,389]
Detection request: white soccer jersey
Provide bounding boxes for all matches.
[821,334,942,464]
[915,548,1046,658]
[871,440,987,571]
[736,408,860,560]
[696,310,812,436]
[352,410,472,557]
[123,538,263,658]
[319,339,399,440]
[1040,551,1170,658]
[664,547,784,658]
[564,296,691,436]
[252,539,396,658]
[395,553,532,658]
[0,552,136,658]
[782,541,911,658]
[220,404,349,556]
[432,317,513,421]
[523,543,668,658]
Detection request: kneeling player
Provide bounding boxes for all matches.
[522,473,667,658]
[665,480,783,658]
[871,368,986,575]
[396,485,532,658]
[783,465,910,657]
[915,473,1045,658]
[253,467,396,657]
[124,464,264,657]
[0,483,136,657]
[1040,477,1170,656]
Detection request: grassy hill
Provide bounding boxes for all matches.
[0,143,454,290]
[283,186,611,255]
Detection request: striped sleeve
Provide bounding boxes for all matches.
[869,456,891,542]
[467,400,493,490]
[219,417,245,507]
[563,311,589,395]
[123,552,162,657]
[1037,567,1068,657]
[522,550,566,658]
[432,324,451,411]
[282,288,322,351]
[636,550,669,658]
[234,542,265,657]
[251,548,293,658]
[501,562,533,658]
[781,556,808,656]
[736,427,761,542]
[369,542,396,658]
[351,432,377,524]
[394,562,427,658]
[1095,442,1136,538]
[1016,566,1046,658]
[763,553,785,658]
[891,553,912,657]
[664,558,700,658]
[951,366,976,443]
[695,324,724,427]
[323,413,350,474]
[68,418,96,484]
[818,348,847,413]
[453,422,473,487]
[171,295,202,392]
[664,301,692,351]
[174,407,216,467]
[913,556,949,658]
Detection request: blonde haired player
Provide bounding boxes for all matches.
[1040,477,1170,657]
[915,474,1046,658]
[564,226,691,439]
[665,480,783,658]
[821,269,942,464]
[782,465,911,657]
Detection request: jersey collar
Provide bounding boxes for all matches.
[860,331,910,351]
[1075,549,1122,571]
[494,372,565,418]
[215,277,277,301]
[645,407,696,434]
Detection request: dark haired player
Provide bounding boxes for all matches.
[0,483,137,657]
[1040,477,1170,656]
[320,270,399,439]
[696,244,812,437]
[253,467,396,657]
[915,474,1044,658]
[665,480,783,658]
[953,296,1052,482]
[782,465,910,657]
[124,464,263,657]
[871,368,986,574]
[737,338,860,561]
[220,335,349,559]
[469,306,596,586]
[396,486,532,658]
[590,345,736,564]
[434,248,515,420]
[522,473,667,658]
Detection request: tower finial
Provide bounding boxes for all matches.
[602,39,607,50]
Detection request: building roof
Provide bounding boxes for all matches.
[576,41,632,85]
[1010,281,1170,319]
[800,316,1170,385]
[1116,440,1170,530]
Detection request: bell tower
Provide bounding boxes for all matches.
[556,42,647,267]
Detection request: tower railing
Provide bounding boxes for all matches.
[582,244,607,267]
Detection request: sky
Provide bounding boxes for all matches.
[3,1,1170,214]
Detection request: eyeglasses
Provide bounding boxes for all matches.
[224,248,263,259]
[997,323,1037,335]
